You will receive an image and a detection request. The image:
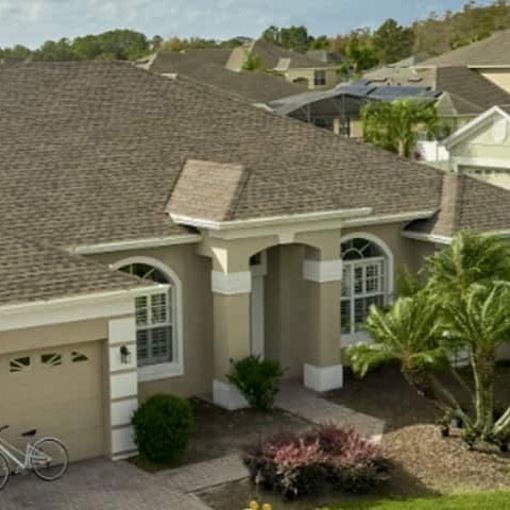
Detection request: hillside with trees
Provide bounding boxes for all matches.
[2,1,510,68]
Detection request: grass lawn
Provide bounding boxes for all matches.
[334,491,510,509]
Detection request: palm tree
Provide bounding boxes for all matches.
[361,98,439,157]
[441,282,510,439]
[349,232,510,447]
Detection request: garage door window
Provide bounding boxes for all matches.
[118,263,175,367]
[9,356,31,373]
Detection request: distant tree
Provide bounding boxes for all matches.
[261,25,312,52]
[159,36,218,53]
[242,51,263,71]
[0,44,32,62]
[309,35,331,50]
[372,18,415,64]
[344,29,379,74]
[362,99,439,158]
[34,38,77,61]
[150,35,164,52]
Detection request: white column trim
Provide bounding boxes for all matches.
[211,270,252,295]
[303,259,343,283]
[304,363,344,392]
[108,317,138,460]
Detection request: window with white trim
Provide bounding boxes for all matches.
[341,238,388,337]
[119,263,174,367]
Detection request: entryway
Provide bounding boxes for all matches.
[249,252,267,359]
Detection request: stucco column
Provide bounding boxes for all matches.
[301,233,343,392]
[210,253,252,410]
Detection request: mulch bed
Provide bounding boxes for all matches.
[383,425,510,493]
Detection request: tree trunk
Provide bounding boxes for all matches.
[472,351,496,439]
[397,139,406,158]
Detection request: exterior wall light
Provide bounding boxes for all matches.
[120,345,132,365]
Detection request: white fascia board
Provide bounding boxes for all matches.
[342,210,436,228]
[444,106,510,149]
[469,65,510,69]
[452,156,510,170]
[170,208,372,232]
[70,234,202,255]
[0,287,154,332]
[401,230,452,245]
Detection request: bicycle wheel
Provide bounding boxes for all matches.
[0,451,9,490]
[30,438,68,481]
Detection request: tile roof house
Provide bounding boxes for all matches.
[1,61,510,464]
[226,39,339,90]
[146,48,305,104]
[420,29,510,94]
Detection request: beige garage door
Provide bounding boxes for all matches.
[0,342,105,461]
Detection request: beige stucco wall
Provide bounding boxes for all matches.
[284,67,337,90]
[0,318,108,355]
[480,68,510,94]
[89,244,214,400]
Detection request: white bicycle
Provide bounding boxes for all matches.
[0,425,69,490]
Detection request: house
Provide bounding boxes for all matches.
[269,81,440,136]
[420,29,510,94]
[363,64,510,132]
[442,105,510,190]
[145,48,306,105]
[226,39,338,89]
[2,61,510,464]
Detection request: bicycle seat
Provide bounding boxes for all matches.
[21,429,37,437]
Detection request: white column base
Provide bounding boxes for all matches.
[304,363,343,392]
[213,380,249,410]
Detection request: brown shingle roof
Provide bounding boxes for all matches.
[0,61,449,251]
[0,233,150,307]
[167,159,249,222]
[148,50,305,103]
[406,173,510,237]
[421,30,510,67]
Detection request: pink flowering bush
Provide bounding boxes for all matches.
[242,424,389,500]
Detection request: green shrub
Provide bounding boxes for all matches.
[227,356,284,411]
[132,394,193,463]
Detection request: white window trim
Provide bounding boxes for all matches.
[110,256,184,381]
[340,233,394,345]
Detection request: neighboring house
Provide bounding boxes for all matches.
[442,105,510,190]
[145,48,305,105]
[269,81,440,136]
[421,29,510,94]
[2,61,510,464]
[364,64,510,132]
[226,39,338,89]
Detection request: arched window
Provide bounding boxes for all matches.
[341,236,392,339]
[118,262,176,367]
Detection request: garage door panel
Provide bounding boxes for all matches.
[0,342,105,461]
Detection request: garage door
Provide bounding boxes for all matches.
[0,342,105,461]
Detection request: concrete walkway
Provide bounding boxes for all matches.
[277,379,386,441]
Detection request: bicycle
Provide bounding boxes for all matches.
[0,425,69,490]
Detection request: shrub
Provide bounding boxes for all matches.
[243,424,388,500]
[227,356,284,411]
[132,394,193,463]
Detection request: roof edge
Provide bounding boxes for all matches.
[70,234,202,255]
[170,208,373,231]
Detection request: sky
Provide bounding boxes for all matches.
[0,0,495,49]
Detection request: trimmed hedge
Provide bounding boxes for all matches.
[132,394,193,463]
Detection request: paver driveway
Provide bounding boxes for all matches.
[0,458,209,510]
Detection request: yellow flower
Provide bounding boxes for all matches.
[249,501,259,510]
[262,505,272,510]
